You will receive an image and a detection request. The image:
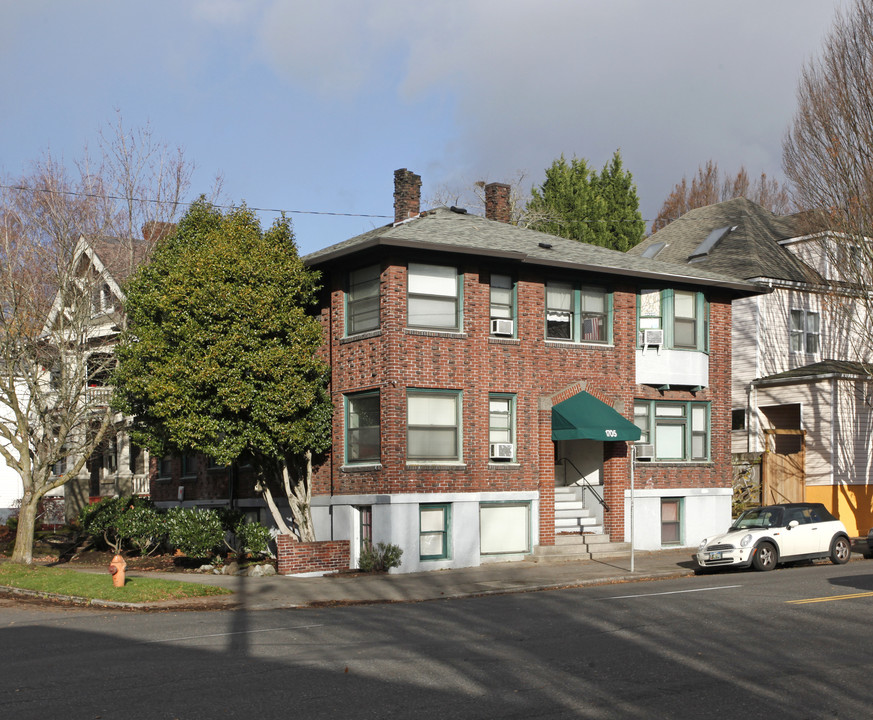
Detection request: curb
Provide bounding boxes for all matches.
[0,567,698,611]
[0,584,236,611]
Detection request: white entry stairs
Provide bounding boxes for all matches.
[533,486,631,562]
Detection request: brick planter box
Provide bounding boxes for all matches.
[277,537,350,575]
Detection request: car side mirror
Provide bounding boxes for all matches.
[788,520,799,529]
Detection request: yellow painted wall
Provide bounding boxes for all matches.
[806,485,873,537]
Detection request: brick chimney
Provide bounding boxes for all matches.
[142,221,176,244]
[394,168,421,224]
[485,182,511,223]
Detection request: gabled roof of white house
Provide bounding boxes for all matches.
[304,205,763,295]
[43,235,148,332]
[629,197,824,285]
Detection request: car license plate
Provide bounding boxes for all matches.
[708,551,722,561]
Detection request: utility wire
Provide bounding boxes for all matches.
[0,182,655,223]
[0,183,393,219]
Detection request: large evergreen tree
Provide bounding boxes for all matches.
[526,151,645,251]
[113,199,331,541]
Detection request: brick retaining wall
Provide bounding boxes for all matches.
[277,537,350,575]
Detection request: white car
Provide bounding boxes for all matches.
[696,503,851,572]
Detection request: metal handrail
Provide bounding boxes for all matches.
[557,456,610,512]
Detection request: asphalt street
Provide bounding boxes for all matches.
[3,561,873,719]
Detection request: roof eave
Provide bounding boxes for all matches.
[752,371,873,386]
[305,236,764,295]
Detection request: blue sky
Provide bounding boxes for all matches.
[0,0,848,255]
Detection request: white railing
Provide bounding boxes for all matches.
[130,474,150,496]
[86,386,113,405]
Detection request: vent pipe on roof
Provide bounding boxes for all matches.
[394,168,421,224]
[485,182,511,223]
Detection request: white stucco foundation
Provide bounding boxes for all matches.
[623,486,731,550]
[313,491,540,573]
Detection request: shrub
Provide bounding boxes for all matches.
[79,496,155,553]
[358,542,403,572]
[117,505,164,556]
[165,507,224,559]
[233,520,272,556]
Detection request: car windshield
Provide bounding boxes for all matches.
[731,507,784,530]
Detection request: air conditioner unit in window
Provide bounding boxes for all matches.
[490,442,515,460]
[490,319,514,336]
[642,329,664,346]
[634,443,655,460]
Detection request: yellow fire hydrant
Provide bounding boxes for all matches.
[109,554,127,588]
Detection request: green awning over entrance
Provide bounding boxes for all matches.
[551,392,641,442]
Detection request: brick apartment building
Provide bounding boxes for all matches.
[153,170,761,573]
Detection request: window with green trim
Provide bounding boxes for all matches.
[633,400,709,461]
[407,263,460,330]
[490,273,515,335]
[345,391,380,464]
[346,264,380,335]
[661,498,682,545]
[420,503,451,560]
[638,289,708,351]
[407,390,462,461]
[488,393,515,461]
[181,453,197,478]
[545,281,611,343]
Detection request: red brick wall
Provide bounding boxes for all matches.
[312,259,643,503]
[310,253,736,545]
[154,247,736,549]
[277,537,350,575]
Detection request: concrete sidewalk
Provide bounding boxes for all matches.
[127,548,699,611]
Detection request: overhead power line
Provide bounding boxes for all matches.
[0,183,655,224]
[0,183,393,220]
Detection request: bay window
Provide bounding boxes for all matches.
[633,401,710,461]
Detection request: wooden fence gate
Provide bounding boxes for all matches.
[761,429,806,504]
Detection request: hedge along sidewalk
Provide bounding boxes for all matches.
[0,562,232,607]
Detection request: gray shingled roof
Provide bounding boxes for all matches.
[304,206,761,294]
[755,359,873,384]
[629,197,823,284]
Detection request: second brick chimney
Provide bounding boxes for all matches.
[394,168,422,224]
[484,182,511,223]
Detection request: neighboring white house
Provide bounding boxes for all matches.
[41,232,159,521]
[631,198,873,535]
[0,447,22,523]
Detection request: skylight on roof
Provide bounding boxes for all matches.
[641,242,666,259]
[689,225,735,260]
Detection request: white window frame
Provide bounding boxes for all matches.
[790,309,820,354]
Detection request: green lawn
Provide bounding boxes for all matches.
[0,563,232,603]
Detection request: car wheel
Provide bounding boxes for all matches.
[752,541,777,571]
[830,536,851,565]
